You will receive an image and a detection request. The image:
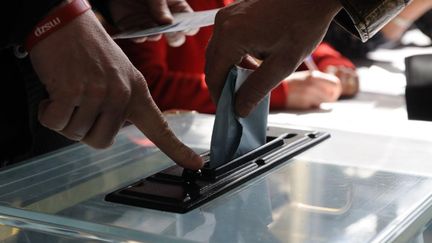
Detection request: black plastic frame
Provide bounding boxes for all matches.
[105,127,330,213]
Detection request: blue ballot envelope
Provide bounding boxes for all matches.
[105,68,330,213]
[209,67,269,168]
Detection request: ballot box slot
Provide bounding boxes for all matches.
[148,163,259,194]
[201,133,293,180]
[257,136,312,164]
[105,127,330,213]
[119,180,192,203]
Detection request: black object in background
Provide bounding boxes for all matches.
[405,54,432,121]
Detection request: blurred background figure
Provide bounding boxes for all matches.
[115,0,360,113]
[325,0,432,59]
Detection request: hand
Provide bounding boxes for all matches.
[205,0,342,117]
[325,65,359,97]
[29,11,203,169]
[109,0,199,47]
[284,71,342,109]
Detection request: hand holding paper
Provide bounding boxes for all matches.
[108,0,202,46]
[112,9,219,41]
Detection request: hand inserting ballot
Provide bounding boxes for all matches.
[205,0,342,117]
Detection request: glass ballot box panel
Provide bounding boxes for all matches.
[0,114,431,243]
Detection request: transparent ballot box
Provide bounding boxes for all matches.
[0,114,432,243]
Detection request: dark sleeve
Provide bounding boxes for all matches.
[335,0,411,42]
[90,0,114,25]
[1,0,64,48]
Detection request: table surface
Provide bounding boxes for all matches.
[1,32,432,243]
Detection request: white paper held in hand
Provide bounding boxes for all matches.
[112,9,220,39]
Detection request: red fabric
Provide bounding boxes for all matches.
[118,0,355,113]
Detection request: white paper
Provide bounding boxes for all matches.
[112,9,220,39]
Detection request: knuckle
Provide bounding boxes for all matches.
[86,82,107,100]
[215,10,238,34]
[110,85,132,106]
[219,19,235,33]
[104,65,123,76]
[56,85,84,103]
[156,120,172,138]
[214,10,227,25]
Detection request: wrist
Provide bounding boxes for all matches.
[24,0,91,52]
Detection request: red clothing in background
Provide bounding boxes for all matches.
[117,0,355,114]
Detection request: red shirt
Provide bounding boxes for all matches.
[117,0,355,113]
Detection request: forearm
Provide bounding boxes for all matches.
[398,0,432,20]
[335,0,411,41]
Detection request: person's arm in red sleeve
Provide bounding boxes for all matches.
[117,38,217,114]
[270,83,289,110]
[269,41,354,111]
[312,42,359,97]
[311,42,355,71]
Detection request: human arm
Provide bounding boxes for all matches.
[312,42,359,97]
[282,71,342,110]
